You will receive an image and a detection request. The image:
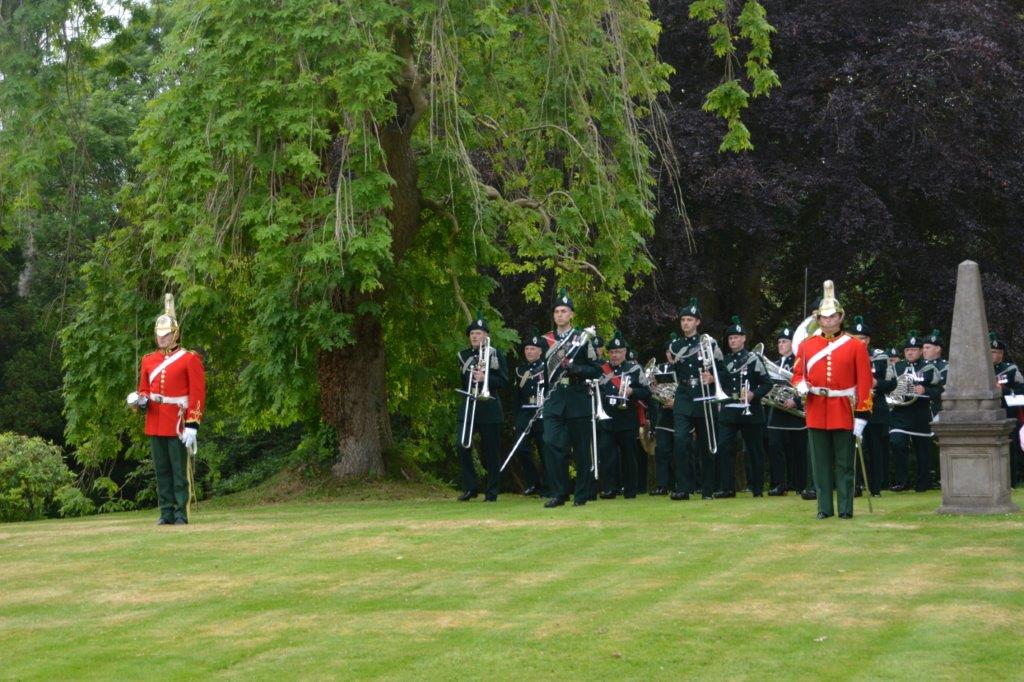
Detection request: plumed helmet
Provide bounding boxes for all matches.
[815,280,844,317]
[154,293,179,337]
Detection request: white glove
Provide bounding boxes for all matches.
[126,392,148,408]
[796,380,809,398]
[181,427,198,453]
[853,418,867,439]
[1019,426,1024,452]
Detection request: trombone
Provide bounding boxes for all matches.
[457,335,492,448]
[588,378,612,479]
[694,334,728,454]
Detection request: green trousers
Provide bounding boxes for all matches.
[151,436,189,522]
[807,429,854,517]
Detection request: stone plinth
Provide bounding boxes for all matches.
[934,260,1019,515]
[933,419,1018,514]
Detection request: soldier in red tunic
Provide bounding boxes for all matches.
[127,294,206,525]
[791,281,873,519]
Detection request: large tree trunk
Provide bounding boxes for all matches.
[321,29,426,478]
[319,312,392,478]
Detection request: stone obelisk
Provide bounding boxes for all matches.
[933,260,1018,514]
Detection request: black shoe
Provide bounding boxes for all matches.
[839,512,853,519]
[871,492,882,498]
[599,490,618,500]
[670,492,690,501]
[173,517,188,525]
[890,483,906,492]
[816,512,833,519]
[457,491,479,502]
[649,487,668,496]
[543,497,565,508]
[767,486,787,497]
[701,494,713,500]
[157,518,172,526]
[712,490,736,499]
[572,500,587,507]
[484,496,497,502]
[752,492,763,498]
[522,486,538,496]
[800,489,817,500]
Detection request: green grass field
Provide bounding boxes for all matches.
[2,488,1023,679]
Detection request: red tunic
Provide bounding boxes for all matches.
[791,333,873,430]
[137,347,206,437]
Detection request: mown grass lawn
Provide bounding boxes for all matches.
[2,489,1023,679]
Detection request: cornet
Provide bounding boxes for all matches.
[608,375,631,410]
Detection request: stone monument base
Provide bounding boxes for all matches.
[933,419,1019,515]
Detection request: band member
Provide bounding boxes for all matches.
[127,294,205,525]
[888,330,942,493]
[628,345,651,494]
[650,337,679,495]
[510,331,549,495]
[542,289,602,508]
[455,314,508,502]
[992,332,1024,487]
[922,329,948,419]
[849,316,897,497]
[792,281,873,519]
[714,316,771,498]
[765,324,807,496]
[666,298,723,501]
[597,330,651,499]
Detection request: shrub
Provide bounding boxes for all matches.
[0,433,73,522]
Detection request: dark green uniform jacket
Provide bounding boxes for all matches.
[867,348,898,425]
[995,361,1024,419]
[514,360,546,431]
[667,333,724,418]
[542,328,602,419]
[598,360,652,432]
[456,345,508,424]
[717,349,771,425]
[765,354,805,431]
[889,358,941,436]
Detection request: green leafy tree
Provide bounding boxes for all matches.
[62,0,775,480]
[1,1,165,458]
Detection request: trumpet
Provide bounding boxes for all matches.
[588,378,612,479]
[695,334,728,454]
[457,335,492,448]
